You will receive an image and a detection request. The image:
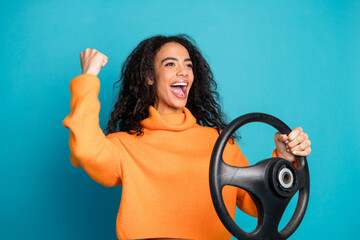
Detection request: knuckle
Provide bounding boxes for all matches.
[289,140,298,148]
[289,131,298,140]
[288,134,294,141]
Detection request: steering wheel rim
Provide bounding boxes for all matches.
[209,113,310,240]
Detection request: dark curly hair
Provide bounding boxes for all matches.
[105,34,235,140]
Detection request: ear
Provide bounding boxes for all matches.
[147,76,155,85]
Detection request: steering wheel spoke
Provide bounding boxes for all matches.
[221,159,272,196]
[250,196,291,240]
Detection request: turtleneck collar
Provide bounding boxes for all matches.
[140,106,197,131]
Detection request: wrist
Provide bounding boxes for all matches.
[276,148,296,162]
[82,69,99,77]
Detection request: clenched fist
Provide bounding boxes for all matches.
[80,48,108,77]
[274,127,312,162]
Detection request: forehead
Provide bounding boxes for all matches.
[155,42,190,60]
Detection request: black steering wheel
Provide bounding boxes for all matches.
[209,113,310,240]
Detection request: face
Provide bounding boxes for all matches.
[148,42,194,114]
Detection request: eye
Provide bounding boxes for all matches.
[187,63,193,68]
[165,62,175,67]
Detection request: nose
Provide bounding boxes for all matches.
[176,64,188,77]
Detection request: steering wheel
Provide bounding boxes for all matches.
[209,113,310,240]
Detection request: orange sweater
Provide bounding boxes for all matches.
[63,74,277,240]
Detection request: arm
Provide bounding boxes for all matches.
[63,74,122,187]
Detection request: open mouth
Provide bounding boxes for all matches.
[170,82,188,98]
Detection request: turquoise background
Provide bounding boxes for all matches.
[1,0,359,239]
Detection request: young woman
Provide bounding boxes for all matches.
[63,34,311,240]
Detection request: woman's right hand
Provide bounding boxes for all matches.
[80,48,108,76]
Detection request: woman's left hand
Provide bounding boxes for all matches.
[274,127,312,162]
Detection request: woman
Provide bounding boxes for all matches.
[63,34,311,240]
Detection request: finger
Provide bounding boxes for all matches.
[288,132,308,148]
[83,49,90,58]
[289,139,311,152]
[292,146,311,156]
[288,127,303,142]
[283,134,289,143]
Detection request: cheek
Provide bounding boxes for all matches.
[155,74,170,99]
[156,70,174,90]
[156,75,168,91]
[189,73,195,89]
[156,69,173,83]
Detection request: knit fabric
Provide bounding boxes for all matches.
[63,74,277,240]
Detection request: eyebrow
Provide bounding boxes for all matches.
[161,57,192,64]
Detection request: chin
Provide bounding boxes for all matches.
[169,100,188,112]
[174,99,188,107]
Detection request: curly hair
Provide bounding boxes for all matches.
[105,34,235,140]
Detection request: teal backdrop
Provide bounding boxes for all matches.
[1,0,359,239]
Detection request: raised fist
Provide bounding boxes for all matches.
[80,48,108,76]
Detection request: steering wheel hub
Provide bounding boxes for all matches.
[270,160,298,197]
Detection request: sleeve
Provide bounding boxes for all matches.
[62,74,122,187]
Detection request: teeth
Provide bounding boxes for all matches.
[171,82,187,87]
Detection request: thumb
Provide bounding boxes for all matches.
[101,56,108,67]
[275,132,288,142]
